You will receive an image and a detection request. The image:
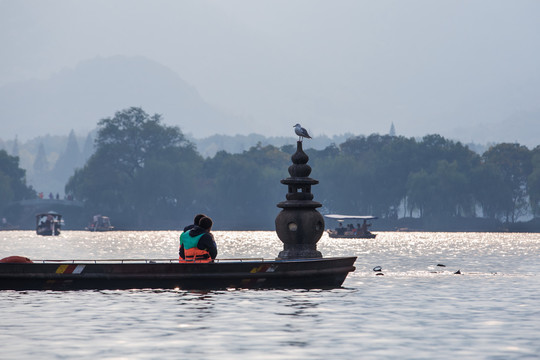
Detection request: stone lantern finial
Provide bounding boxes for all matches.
[275,141,324,259]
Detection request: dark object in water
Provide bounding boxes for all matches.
[437,264,446,267]
[373,266,382,272]
[375,272,384,276]
[0,256,357,291]
[454,269,461,274]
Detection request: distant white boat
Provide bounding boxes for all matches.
[324,214,378,239]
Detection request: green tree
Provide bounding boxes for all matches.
[368,135,419,217]
[315,153,368,214]
[0,150,36,213]
[406,169,431,217]
[335,134,417,217]
[471,162,508,220]
[434,160,472,217]
[205,144,288,228]
[527,146,540,217]
[66,107,202,227]
[482,143,532,222]
[404,135,479,219]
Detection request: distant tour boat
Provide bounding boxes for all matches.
[325,214,378,239]
[86,215,114,232]
[36,211,62,236]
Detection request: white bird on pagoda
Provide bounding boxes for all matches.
[294,123,312,141]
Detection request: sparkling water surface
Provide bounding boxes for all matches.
[1,231,539,359]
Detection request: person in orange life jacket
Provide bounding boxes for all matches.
[183,213,207,232]
[179,216,217,262]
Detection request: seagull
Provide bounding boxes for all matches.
[294,123,312,141]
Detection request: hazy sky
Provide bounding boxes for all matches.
[1,0,539,142]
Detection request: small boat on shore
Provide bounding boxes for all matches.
[0,256,356,290]
[36,211,62,236]
[325,214,378,239]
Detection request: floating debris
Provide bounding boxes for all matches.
[373,266,382,272]
[436,264,446,267]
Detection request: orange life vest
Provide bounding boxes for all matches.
[179,247,212,263]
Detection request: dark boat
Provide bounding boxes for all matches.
[325,214,378,239]
[36,211,62,236]
[328,231,377,239]
[86,215,114,232]
[0,256,356,291]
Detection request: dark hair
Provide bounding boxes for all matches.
[199,216,213,230]
[194,214,207,225]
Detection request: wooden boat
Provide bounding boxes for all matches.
[0,256,357,291]
[36,211,62,236]
[325,214,378,239]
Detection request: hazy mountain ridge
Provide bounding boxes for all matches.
[448,112,540,149]
[0,55,236,141]
[2,55,539,148]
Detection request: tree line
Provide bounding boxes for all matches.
[2,107,540,230]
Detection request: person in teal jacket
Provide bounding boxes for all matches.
[179,216,217,262]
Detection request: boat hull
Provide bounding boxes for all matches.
[0,257,356,291]
[85,227,114,232]
[36,230,61,236]
[327,232,376,239]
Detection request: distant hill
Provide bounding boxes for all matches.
[447,111,540,150]
[0,55,237,140]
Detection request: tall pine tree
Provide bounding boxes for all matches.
[53,130,81,186]
[33,142,50,175]
[81,132,95,166]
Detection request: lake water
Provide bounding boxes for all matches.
[1,230,539,359]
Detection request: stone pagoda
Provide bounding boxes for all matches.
[275,141,324,259]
